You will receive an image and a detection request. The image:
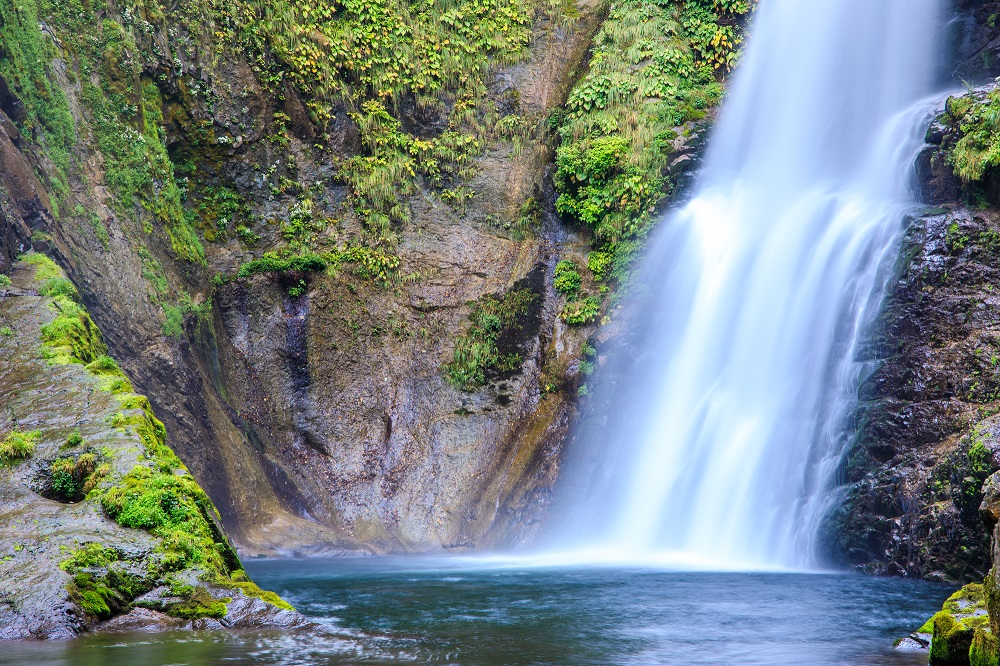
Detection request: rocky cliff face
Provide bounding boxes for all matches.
[0,0,611,558]
[0,0,750,563]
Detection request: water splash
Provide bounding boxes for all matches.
[549,0,944,569]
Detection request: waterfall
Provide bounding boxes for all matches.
[548,0,943,569]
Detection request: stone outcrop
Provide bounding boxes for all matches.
[0,258,300,638]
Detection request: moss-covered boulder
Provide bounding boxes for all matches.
[920,584,995,665]
[0,256,306,638]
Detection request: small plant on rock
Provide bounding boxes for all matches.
[560,295,601,326]
[0,430,40,466]
[553,260,582,299]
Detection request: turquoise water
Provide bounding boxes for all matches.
[2,558,950,665]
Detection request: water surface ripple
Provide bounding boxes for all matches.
[1,558,951,665]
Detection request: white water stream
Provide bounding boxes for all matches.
[550,0,944,569]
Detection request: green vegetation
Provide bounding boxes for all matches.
[0,0,76,201]
[209,568,295,612]
[161,293,212,339]
[553,258,602,324]
[553,0,753,293]
[237,253,328,278]
[22,253,108,366]
[40,297,107,365]
[39,277,80,301]
[262,0,532,104]
[61,544,136,620]
[945,91,1000,184]
[0,275,11,287]
[927,584,994,666]
[553,260,582,299]
[0,0,205,260]
[560,294,600,325]
[47,451,109,502]
[0,430,39,466]
[232,245,404,287]
[236,0,563,255]
[56,393,293,619]
[162,583,229,619]
[193,186,252,243]
[446,288,537,390]
[924,426,999,530]
[23,252,62,281]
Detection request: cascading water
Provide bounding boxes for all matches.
[548,0,944,569]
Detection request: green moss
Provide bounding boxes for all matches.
[85,355,134,394]
[95,440,293,616]
[193,186,251,243]
[445,288,537,390]
[60,543,119,571]
[922,584,995,665]
[0,275,12,287]
[0,0,76,200]
[40,296,107,365]
[61,544,148,621]
[162,584,229,619]
[102,464,238,576]
[0,430,39,466]
[972,626,1000,666]
[16,1,204,263]
[944,583,987,614]
[23,253,63,282]
[67,573,122,620]
[161,292,212,339]
[933,609,985,665]
[210,569,295,612]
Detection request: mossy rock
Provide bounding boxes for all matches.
[932,611,979,665]
[972,626,1000,666]
[931,584,993,665]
